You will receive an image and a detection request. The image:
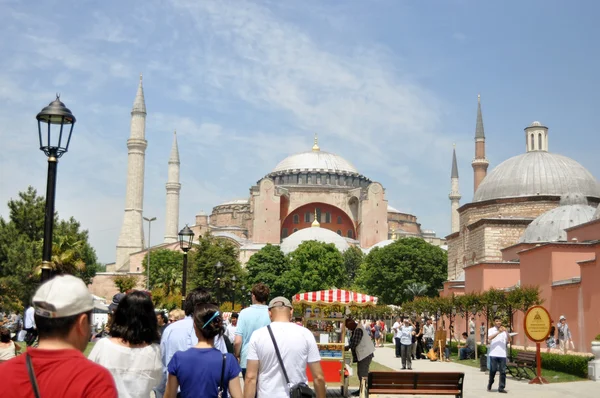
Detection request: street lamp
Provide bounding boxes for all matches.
[214,261,224,304]
[178,225,194,307]
[37,95,76,282]
[231,275,237,310]
[143,216,156,290]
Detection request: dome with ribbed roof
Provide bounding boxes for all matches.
[271,150,358,174]
[473,151,600,202]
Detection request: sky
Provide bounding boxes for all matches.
[1,0,600,264]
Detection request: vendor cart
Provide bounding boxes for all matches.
[292,289,379,397]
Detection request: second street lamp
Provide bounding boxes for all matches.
[231,275,237,310]
[37,95,76,282]
[178,225,195,307]
[214,261,224,304]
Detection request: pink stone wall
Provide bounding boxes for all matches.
[566,219,600,242]
[88,273,145,300]
[580,258,600,349]
[251,179,282,244]
[358,183,388,248]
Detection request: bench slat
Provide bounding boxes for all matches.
[369,389,461,394]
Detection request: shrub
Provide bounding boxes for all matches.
[385,333,394,344]
[594,334,600,341]
[506,348,593,378]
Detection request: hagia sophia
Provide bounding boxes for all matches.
[90,78,600,352]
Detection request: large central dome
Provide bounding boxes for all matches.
[272,150,358,174]
[473,151,600,202]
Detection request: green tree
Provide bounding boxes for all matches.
[283,240,345,297]
[188,233,245,303]
[142,249,184,296]
[342,245,363,287]
[245,244,291,299]
[356,237,447,305]
[0,187,100,310]
[113,274,139,293]
[404,282,428,299]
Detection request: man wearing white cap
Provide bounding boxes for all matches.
[557,315,572,354]
[0,275,117,397]
[244,296,326,398]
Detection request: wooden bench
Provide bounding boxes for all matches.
[506,351,536,380]
[366,371,464,397]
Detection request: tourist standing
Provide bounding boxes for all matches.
[344,318,375,396]
[244,297,326,398]
[487,316,508,393]
[88,291,162,398]
[157,288,227,397]
[469,317,475,335]
[226,312,239,344]
[557,315,571,354]
[0,275,117,397]
[422,318,435,351]
[399,318,414,370]
[392,317,401,358]
[480,322,485,345]
[546,320,556,353]
[234,283,271,379]
[165,304,242,398]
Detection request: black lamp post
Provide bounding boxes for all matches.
[178,225,194,307]
[37,95,76,282]
[214,261,224,304]
[231,275,237,310]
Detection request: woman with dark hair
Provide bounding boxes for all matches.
[0,326,20,361]
[165,303,242,398]
[88,291,162,398]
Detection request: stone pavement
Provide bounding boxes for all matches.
[353,344,598,397]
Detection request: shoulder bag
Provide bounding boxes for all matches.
[267,325,315,398]
[217,353,227,398]
[26,353,41,398]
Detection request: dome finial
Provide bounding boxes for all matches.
[311,208,320,227]
[312,133,320,152]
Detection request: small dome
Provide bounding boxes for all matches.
[473,151,600,202]
[280,227,350,254]
[271,151,358,174]
[364,239,395,254]
[530,121,542,127]
[559,193,588,206]
[519,202,596,243]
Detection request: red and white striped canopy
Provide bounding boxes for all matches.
[293,289,378,306]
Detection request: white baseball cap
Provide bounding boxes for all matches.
[33,275,94,318]
[559,315,566,321]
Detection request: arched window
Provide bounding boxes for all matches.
[305,212,311,223]
[538,133,542,150]
[293,214,299,224]
[336,230,342,236]
[316,208,321,222]
[282,228,288,238]
[530,134,534,150]
[337,216,343,224]
[325,212,331,223]
[347,230,354,239]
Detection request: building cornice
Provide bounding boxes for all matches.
[466,217,533,231]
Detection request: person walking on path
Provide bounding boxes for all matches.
[88,291,162,398]
[0,275,117,397]
[557,315,572,353]
[392,317,401,358]
[165,303,242,398]
[399,318,415,370]
[345,317,375,396]
[234,283,271,379]
[487,316,509,393]
[244,297,326,398]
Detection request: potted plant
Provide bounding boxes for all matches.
[592,334,600,359]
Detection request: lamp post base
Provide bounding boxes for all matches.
[529,376,549,385]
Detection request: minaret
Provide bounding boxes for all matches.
[164,130,181,243]
[471,94,489,193]
[116,75,147,271]
[449,145,461,233]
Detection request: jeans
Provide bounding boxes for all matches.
[401,344,412,369]
[488,356,507,391]
[394,337,401,357]
[459,347,473,360]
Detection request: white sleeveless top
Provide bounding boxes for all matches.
[0,341,16,360]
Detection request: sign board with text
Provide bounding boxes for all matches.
[523,305,552,342]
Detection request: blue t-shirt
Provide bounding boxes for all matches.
[168,348,240,398]
[235,304,270,368]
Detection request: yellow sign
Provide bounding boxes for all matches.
[523,305,551,342]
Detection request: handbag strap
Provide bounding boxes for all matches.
[26,353,41,398]
[219,353,226,393]
[267,325,290,384]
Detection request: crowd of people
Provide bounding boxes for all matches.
[0,276,328,398]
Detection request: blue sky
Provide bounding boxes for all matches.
[1,0,600,263]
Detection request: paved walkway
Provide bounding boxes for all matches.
[357,344,598,397]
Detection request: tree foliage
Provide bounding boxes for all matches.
[142,249,184,296]
[356,237,447,304]
[0,187,100,311]
[245,244,291,299]
[113,274,139,293]
[342,245,363,287]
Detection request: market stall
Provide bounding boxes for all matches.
[292,289,379,397]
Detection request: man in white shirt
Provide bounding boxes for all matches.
[392,317,401,358]
[422,318,435,351]
[487,316,508,393]
[24,305,37,346]
[244,297,326,398]
[226,312,238,343]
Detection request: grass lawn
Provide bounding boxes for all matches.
[347,360,394,386]
[17,341,96,357]
[447,352,587,383]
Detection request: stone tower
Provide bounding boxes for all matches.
[116,75,147,271]
[471,94,489,193]
[449,145,461,233]
[164,131,181,243]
